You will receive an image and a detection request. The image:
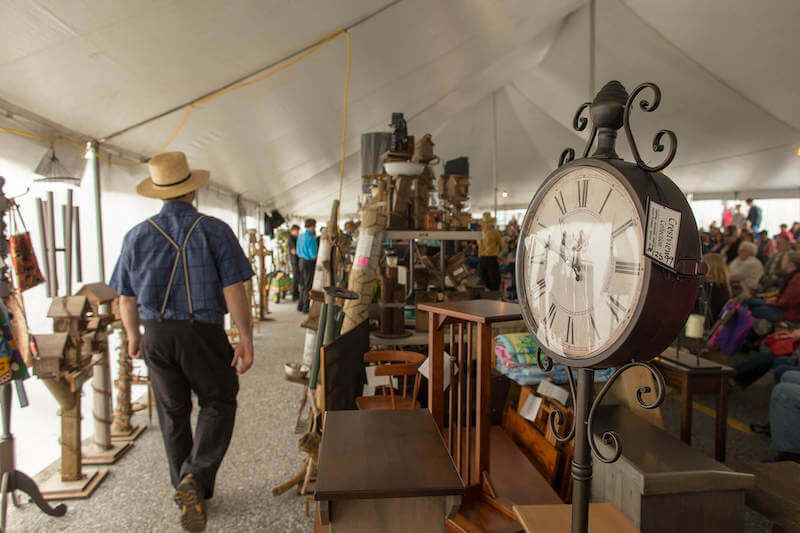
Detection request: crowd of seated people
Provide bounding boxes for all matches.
[698,201,800,462]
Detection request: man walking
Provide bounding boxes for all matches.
[288,224,300,302]
[296,218,318,314]
[110,152,254,531]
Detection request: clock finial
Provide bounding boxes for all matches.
[590,80,628,160]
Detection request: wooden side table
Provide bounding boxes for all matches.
[315,409,464,533]
[653,347,734,461]
[416,299,522,487]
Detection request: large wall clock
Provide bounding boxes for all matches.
[516,81,705,369]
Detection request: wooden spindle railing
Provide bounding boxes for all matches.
[419,300,522,489]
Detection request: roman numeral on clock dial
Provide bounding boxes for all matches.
[566,316,575,345]
[555,191,567,215]
[606,295,627,323]
[546,303,557,328]
[614,260,642,276]
[612,219,635,239]
[534,278,546,298]
[577,179,589,208]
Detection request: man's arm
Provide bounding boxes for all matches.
[119,295,142,359]
[224,281,254,375]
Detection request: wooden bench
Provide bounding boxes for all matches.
[591,405,754,533]
[732,460,800,533]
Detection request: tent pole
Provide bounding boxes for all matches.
[90,141,106,282]
[492,90,498,218]
[589,0,596,97]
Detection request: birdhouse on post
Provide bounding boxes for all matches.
[48,296,92,334]
[74,283,118,318]
[32,333,74,379]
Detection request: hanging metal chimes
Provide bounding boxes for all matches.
[35,190,82,297]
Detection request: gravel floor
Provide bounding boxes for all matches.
[10,302,312,532]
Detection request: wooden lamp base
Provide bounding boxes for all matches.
[40,468,108,501]
[81,441,133,465]
[110,424,146,442]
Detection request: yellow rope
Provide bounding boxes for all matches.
[1,28,352,176]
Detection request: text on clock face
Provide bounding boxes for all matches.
[521,167,645,358]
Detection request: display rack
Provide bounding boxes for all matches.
[384,230,482,295]
[0,177,67,531]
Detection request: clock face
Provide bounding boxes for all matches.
[519,165,646,360]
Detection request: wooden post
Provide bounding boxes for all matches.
[60,391,82,481]
[111,326,145,442]
[475,322,492,486]
[428,311,445,434]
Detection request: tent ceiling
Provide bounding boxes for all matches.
[1,0,798,218]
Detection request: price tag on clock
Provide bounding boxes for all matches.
[644,200,681,271]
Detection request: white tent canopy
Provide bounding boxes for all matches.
[2,0,799,217]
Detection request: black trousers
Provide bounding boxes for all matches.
[479,256,501,291]
[297,257,315,313]
[290,255,300,300]
[142,320,239,498]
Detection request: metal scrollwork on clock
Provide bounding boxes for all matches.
[623,82,677,173]
[558,102,596,167]
[586,360,666,463]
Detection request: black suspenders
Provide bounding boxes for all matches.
[147,215,206,322]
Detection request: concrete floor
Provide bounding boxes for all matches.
[10,301,312,532]
[9,302,782,532]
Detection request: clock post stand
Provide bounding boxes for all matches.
[571,368,594,533]
[517,80,705,533]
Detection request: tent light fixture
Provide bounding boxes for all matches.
[796,146,800,157]
[34,145,81,186]
[501,190,509,198]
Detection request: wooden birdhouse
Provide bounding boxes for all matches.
[75,282,118,318]
[81,317,111,360]
[48,296,91,333]
[32,333,74,378]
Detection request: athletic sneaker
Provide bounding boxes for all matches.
[175,473,206,532]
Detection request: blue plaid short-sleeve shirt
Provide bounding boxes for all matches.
[110,201,254,325]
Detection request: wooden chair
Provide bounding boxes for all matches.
[355,350,425,411]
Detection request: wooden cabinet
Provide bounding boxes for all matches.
[591,406,754,533]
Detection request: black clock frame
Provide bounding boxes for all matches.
[516,156,702,369]
[515,81,708,533]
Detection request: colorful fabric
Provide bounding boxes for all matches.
[9,231,45,292]
[494,332,615,385]
[710,302,754,355]
[0,301,28,384]
[494,333,538,367]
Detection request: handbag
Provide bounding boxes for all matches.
[764,329,800,357]
[7,202,45,292]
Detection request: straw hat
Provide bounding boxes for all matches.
[136,152,210,199]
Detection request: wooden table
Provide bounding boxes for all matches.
[652,347,734,461]
[315,409,464,533]
[514,503,639,533]
[416,299,521,488]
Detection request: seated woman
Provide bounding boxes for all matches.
[742,251,800,322]
[767,371,800,463]
[728,241,764,298]
[701,253,732,319]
